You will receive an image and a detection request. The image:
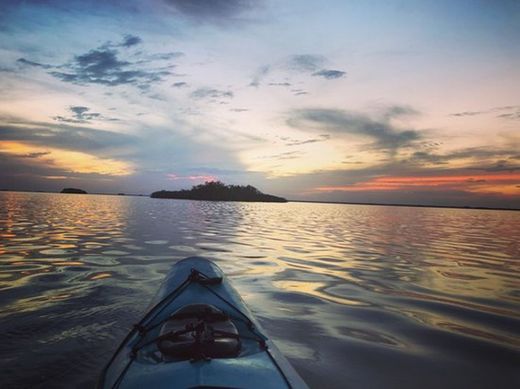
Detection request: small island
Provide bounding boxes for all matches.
[60,188,87,194]
[151,181,287,203]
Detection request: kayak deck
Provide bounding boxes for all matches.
[99,256,308,389]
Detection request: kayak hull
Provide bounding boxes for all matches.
[99,256,307,389]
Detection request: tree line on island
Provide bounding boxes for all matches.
[61,188,87,194]
[151,181,287,203]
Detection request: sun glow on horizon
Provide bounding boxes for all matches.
[315,174,520,196]
[0,141,133,176]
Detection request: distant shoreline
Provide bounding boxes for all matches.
[1,189,518,211]
[288,199,520,212]
[0,189,146,197]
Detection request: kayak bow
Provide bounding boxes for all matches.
[98,256,308,389]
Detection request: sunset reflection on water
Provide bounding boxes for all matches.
[0,191,519,388]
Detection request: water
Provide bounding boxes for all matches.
[0,191,519,388]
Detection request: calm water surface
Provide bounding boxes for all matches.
[0,192,519,388]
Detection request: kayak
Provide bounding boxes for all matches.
[98,256,308,388]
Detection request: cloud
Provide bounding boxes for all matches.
[52,116,82,124]
[281,134,330,146]
[497,110,520,120]
[287,54,326,72]
[163,0,257,24]
[52,106,117,123]
[230,108,249,112]
[0,152,72,190]
[57,115,95,124]
[249,65,270,87]
[312,69,346,79]
[19,151,51,159]
[17,58,52,69]
[292,89,308,96]
[191,87,234,100]
[449,111,483,117]
[263,150,305,160]
[98,35,143,49]
[250,55,344,87]
[408,146,520,168]
[0,116,135,178]
[449,105,520,119]
[480,160,520,172]
[409,151,449,165]
[0,120,136,156]
[121,34,142,47]
[269,82,291,87]
[313,173,520,199]
[167,173,218,182]
[18,36,177,88]
[147,52,185,61]
[383,105,419,119]
[49,48,171,87]
[287,107,421,151]
[0,114,253,194]
[258,155,520,208]
[70,106,90,116]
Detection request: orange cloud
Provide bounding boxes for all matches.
[316,173,520,196]
[167,173,217,182]
[0,141,133,176]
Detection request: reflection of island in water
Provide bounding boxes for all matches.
[151,181,287,203]
[61,188,87,194]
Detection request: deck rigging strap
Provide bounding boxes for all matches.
[105,267,275,389]
[131,268,267,354]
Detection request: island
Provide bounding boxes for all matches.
[60,188,87,194]
[151,181,287,203]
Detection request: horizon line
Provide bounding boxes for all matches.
[1,189,518,212]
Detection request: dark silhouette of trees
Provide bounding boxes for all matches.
[61,188,87,194]
[151,181,286,202]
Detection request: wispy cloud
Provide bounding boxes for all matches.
[172,81,188,88]
[279,134,330,146]
[0,119,135,155]
[292,89,308,96]
[16,58,52,69]
[18,151,51,159]
[50,48,169,86]
[408,146,520,170]
[191,87,234,100]
[497,110,520,120]
[312,69,346,79]
[120,34,142,48]
[249,65,270,87]
[52,106,118,124]
[250,54,345,87]
[479,160,520,172]
[449,111,484,117]
[17,35,176,89]
[163,0,259,24]
[167,173,217,182]
[287,107,421,151]
[449,105,520,119]
[263,150,305,160]
[287,54,326,72]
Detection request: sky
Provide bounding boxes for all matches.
[0,0,519,208]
